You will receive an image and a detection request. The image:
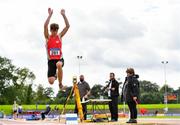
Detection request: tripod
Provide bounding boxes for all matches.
[59,76,84,122]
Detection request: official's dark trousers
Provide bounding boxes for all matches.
[41,112,47,120]
[127,101,137,119]
[109,96,118,121]
[74,99,87,120]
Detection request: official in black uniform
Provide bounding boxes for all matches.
[105,73,119,122]
[121,68,140,123]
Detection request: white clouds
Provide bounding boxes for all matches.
[76,9,146,41]
[0,0,180,94]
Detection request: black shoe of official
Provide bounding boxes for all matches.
[126,119,137,123]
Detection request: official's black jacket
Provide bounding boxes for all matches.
[107,79,119,97]
[121,75,140,102]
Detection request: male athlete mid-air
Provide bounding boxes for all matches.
[44,8,70,90]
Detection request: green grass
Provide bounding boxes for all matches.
[1,104,180,115]
[135,104,180,109]
[0,105,75,115]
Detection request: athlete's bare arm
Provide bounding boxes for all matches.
[44,8,53,40]
[59,9,70,38]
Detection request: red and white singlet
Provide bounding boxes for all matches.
[46,35,62,60]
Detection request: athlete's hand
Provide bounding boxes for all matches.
[48,8,53,16]
[61,9,65,16]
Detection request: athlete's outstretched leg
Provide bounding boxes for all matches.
[56,61,63,89]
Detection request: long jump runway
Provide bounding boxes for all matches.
[1,118,180,125]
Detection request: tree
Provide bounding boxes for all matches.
[26,84,34,104]
[0,57,15,104]
[140,92,163,104]
[25,72,36,104]
[139,80,159,93]
[55,86,74,104]
[44,87,54,99]
[90,84,105,99]
[139,80,162,104]
[34,84,46,103]
[175,87,180,94]
[160,84,174,94]
[174,87,180,103]
[0,56,36,104]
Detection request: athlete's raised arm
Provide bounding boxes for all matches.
[44,8,53,39]
[59,9,70,38]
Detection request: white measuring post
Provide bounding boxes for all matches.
[66,113,78,124]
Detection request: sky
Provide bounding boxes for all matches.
[0,0,180,94]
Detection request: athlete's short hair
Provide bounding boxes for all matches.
[50,23,59,31]
[126,68,135,75]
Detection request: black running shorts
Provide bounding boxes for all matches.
[47,58,64,77]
